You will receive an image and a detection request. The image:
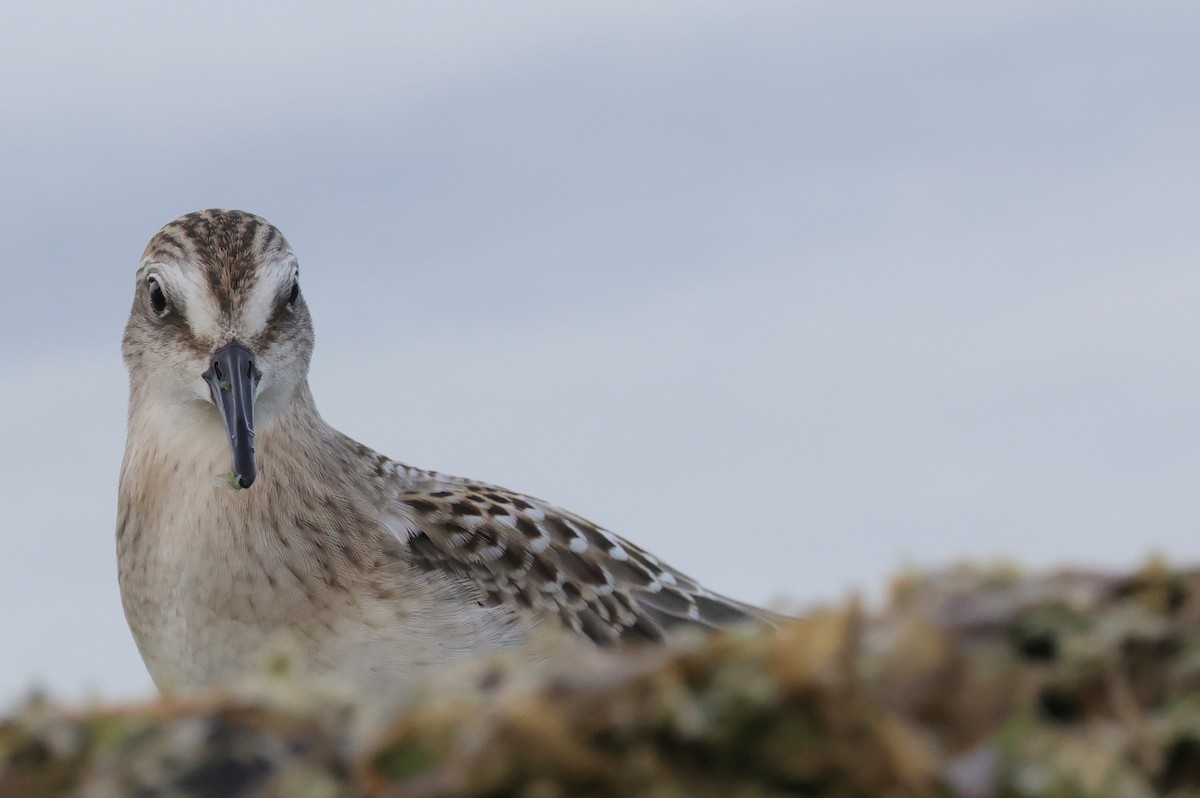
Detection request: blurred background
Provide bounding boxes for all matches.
[1,1,1197,706]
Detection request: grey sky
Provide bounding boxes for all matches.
[2,2,1197,706]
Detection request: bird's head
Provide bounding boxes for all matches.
[123,209,314,489]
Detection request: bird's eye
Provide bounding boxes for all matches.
[287,280,300,310]
[147,276,168,316]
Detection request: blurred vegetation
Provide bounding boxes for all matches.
[6,562,1200,797]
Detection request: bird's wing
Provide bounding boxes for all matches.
[380,479,773,644]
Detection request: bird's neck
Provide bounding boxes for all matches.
[121,377,345,503]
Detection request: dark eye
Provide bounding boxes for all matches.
[287,280,300,309]
[147,276,168,316]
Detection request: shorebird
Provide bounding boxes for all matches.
[118,209,772,699]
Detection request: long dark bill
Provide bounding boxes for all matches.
[203,342,262,489]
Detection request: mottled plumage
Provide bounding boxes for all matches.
[117,209,772,700]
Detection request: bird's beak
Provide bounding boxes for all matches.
[203,342,261,489]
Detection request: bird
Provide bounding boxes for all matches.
[117,208,774,701]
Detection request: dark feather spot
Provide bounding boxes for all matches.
[577,607,616,644]
[639,587,694,618]
[580,525,613,551]
[608,558,654,587]
[561,581,583,602]
[529,556,558,586]
[625,617,665,643]
[560,551,608,586]
[545,516,578,545]
[498,543,526,570]
[514,517,542,539]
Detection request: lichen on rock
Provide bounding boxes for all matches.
[6,562,1200,797]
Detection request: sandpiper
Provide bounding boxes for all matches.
[117,209,772,700]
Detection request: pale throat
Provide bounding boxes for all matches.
[127,387,230,472]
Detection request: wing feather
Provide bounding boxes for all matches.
[381,474,775,645]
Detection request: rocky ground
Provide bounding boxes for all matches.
[5,562,1200,797]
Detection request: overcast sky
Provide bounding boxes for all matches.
[1,2,1197,707]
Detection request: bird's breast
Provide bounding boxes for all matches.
[117,463,321,690]
[116,435,527,698]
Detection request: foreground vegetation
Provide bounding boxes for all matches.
[5,563,1200,797]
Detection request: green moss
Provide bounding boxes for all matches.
[370,743,435,781]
